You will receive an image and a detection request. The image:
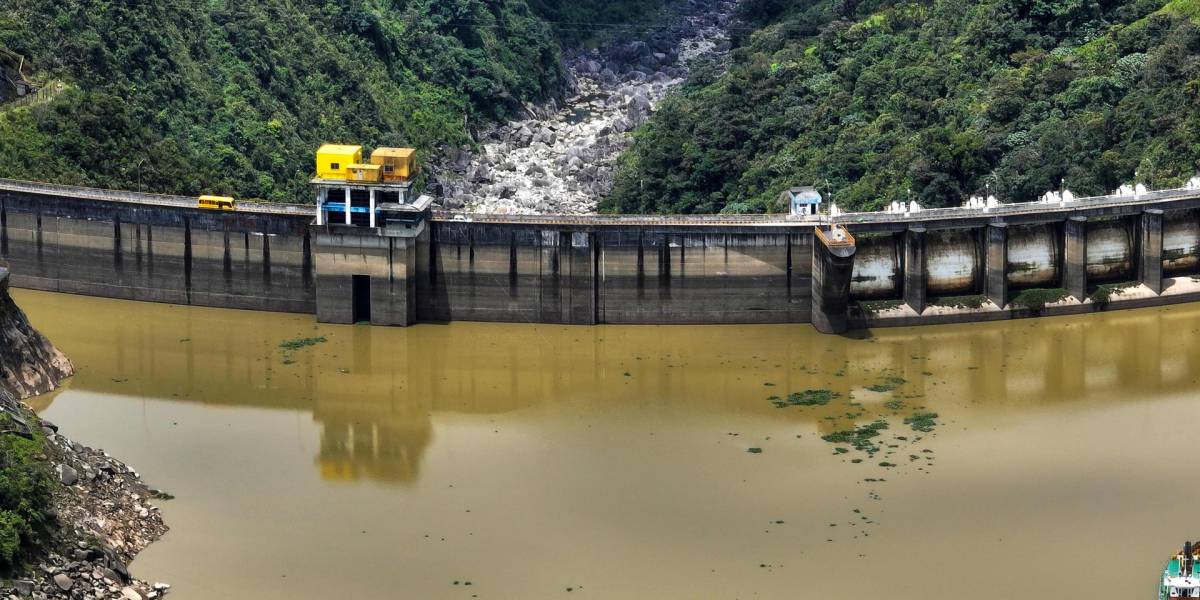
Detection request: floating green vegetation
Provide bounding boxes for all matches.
[1010,288,1068,312]
[931,295,986,309]
[821,420,889,454]
[884,399,906,411]
[279,336,327,351]
[279,336,328,366]
[1089,281,1139,305]
[904,412,940,433]
[769,389,840,408]
[865,376,907,393]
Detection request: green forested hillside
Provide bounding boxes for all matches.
[605,0,1200,214]
[528,0,674,46]
[0,0,651,201]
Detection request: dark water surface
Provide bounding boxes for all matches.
[17,289,1197,599]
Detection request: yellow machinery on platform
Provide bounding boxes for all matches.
[315,144,363,180]
[347,163,383,183]
[370,147,417,183]
[197,195,236,210]
[315,144,417,183]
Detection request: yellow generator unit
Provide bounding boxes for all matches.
[316,144,363,180]
[370,147,417,183]
[347,163,382,183]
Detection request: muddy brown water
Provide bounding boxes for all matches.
[17,288,1199,599]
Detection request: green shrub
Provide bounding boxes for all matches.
[0,511,28,566]
[0,424,54,570]
[1089,281,1139,305]
[1011,288,1069,312]
[931,295,987,309]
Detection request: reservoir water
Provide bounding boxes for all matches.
[17,289,1199,599]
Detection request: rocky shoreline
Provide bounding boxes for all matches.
[2,406,171,600]
[0,272,169,600]
[431,0,738,215]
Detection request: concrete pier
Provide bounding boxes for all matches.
[1138,209,1164,294]
[984,223,1007,307]
[313,223,425,326]
[537,231,597,325]
[903,227,926,314]
[810,226,856,335]
[1063,217,1087,300]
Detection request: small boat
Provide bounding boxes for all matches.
[1160,542,1200,598]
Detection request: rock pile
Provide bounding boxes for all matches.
[0,403,170,600]
[432,0,738,215]
[0,279,168,600]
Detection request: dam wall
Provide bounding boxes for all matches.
[6,178,1200,332]
[418,222,811,325]
[0,188,316,313]
[0,184,813,326]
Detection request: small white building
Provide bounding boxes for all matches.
[780,186,823,217]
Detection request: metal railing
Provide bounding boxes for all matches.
[814,225,856,248]
[4,176,1200,227]
[429,210,814,227]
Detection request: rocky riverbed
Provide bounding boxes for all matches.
[0,273,168,600]
[432,0,738,215]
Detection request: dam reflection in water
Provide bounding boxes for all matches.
[17,289,1200,600]
[24,290,1200,486]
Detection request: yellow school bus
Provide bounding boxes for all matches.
[197,195,236,211]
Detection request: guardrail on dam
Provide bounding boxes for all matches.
[3,177,1200,333]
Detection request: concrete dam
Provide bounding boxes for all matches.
[3,177,1200,333]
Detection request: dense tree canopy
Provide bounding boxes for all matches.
[0,0,661,201]
[605,0,1200,214]
[527,0,674,46]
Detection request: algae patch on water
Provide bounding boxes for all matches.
[279,336,328,364]
[903,412,939,432]
[865,376,907,393]
[768,389,840,408]
[821,420,889,454]
[280,336,328,351]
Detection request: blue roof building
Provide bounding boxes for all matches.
[780,186,823,216]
